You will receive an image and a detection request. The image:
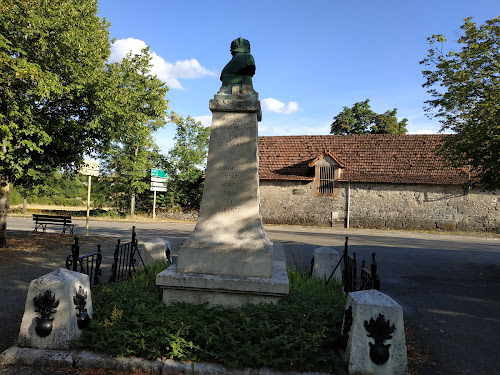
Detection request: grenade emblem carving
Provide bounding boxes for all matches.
[364,314,395,365]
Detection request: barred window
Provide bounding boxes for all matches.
[318,166,335,194]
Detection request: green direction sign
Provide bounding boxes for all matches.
[151,168,167,178]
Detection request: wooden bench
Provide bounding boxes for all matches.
[32,214,76,235]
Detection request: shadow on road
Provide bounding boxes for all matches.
[1,220,499,375]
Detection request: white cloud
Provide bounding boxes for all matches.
[193,115,212,128]
[408,128,454,135]
[110,38,216,90]
[259,120,331,137]
[262,98,301,114]
[410,129,441,134]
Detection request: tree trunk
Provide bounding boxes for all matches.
[130,192,135,219]
[0,175,9,248]
[23,195,28,214]
[130,145,139,219]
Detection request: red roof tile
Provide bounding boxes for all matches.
[258,134,469,185]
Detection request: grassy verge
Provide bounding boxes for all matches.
[72,264,347,373]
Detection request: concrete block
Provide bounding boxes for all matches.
[311,246,341,282]
[341,290,408,375]
[113,355,164,373]
[139,238,171,267]
[17,268,92,350]
[163,360,253,374]
[0,346,72,368]
[73,350,117,370]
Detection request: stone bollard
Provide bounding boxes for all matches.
[139,238,172,267]
[311,246,342,282]
[340,289,408,375]
[17,268,92,350]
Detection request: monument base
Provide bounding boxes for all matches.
[156,243,289,308]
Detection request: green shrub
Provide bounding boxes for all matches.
[52,196,85,206]
[89,209,122,218]
[8,187,23,206]
[73,264,346,373]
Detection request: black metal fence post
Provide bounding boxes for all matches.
[109,226,147,283]
[371,252,381,290]
[323,236,382,295]
[109,239,121,282]
[65,237,80,272]
[71,237,79,272]
[92,244,102,287]
[65,239,102,288]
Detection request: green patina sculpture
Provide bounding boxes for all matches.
[220,37,256,86]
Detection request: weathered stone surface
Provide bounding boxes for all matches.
[163,359,254,374]
[260,180,499,231]
[73,350,118,370]
[209,97,261,113]
[139,238,171,267]
[177,90,271,278]
[157,243,288,308]
[0,346,73,368]
[17,269,92,350]
[342,290,408,375]
[311,246,341,282]
[1,346,333,374]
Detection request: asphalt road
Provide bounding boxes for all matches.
[2,217,499,375]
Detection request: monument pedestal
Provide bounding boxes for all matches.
[156,85,289,307]
[157,243,289,308]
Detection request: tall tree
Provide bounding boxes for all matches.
[330,99,408,135]
[331,99,375,134]
[371,109,409,135]
[0,0,111,246]
[100,48,169,218]
[164,115,210,210]
[420,17,500,191]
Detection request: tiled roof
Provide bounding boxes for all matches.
[308,150,346,168]
[258,134,470,185]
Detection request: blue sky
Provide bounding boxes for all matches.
[97,0,499,153]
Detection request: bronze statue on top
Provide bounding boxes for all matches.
[212,37,261,119]
[220,37,256,86]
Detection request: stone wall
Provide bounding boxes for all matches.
[259,180,500,232]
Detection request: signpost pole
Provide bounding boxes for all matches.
[153,190,157,220]
[151,169,167,220]
[78,160,98,236]
[86,175,91,236]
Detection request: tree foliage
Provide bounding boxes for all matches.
[330,99,408,135]
[0,0,112,183]
[99,49,169,216]
[11,171,87,207]
[0,0,112,246]
[420,17,500,191]
[163,115,210,210]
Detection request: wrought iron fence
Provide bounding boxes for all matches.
[342,239,358,293]
[65,237,102,288]
[65,226,148,286]
[109,226,147,282]
[325,236,381,295]
[360,252,381,291]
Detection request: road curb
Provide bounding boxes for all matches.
[0,346,335,375]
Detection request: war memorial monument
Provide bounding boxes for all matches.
[156,37,289,306]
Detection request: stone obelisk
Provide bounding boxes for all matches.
[156,38,288,307]
[177,85,271,278]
